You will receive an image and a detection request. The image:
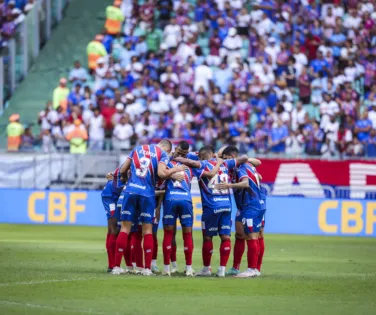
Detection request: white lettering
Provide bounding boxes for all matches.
[170,191,189,196]
[209,227,218,231]
[129,183,146,190]
[221,225,231,230]
[121,211,131,215]
[181,214,191,219]
[213,208,231,214]
[164,215,174,219]
[213,197,230,202]
[140,213,151,217]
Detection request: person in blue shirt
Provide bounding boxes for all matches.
[111,140,184,276]
[67,83,84,107]
[213,62,233,93]
[310,51,330,76]
[174,145,248,277]
[101,166,125,272]
[330,27,346,58]
[355,111,373,143]
[215,146,266,278]
[269,119,289,153]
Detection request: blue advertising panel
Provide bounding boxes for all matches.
[0,189,375,237]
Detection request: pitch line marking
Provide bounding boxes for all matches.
[0,277,94,287]
[0,300,106,314]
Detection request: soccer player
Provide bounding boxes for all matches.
[101,167,124,272]
[151,182,165,273]
[175,146,248,277]
[159,141,220,276]
[112,140,186,276]
[215,146,266,278]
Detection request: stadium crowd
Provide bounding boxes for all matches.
[0,0,34,48]
[6,0,376,157]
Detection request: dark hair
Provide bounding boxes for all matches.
[199,145,214,157]
[178,140,190,151]
[223,145,239,157]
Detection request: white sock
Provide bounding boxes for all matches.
[247,268,254,272]
[164,265,170,272]
[186,265,192,270]
[151,259,157,267]
[203,266,211,272]
[171,261,177,268]
[218,266,225,273]
[132,262,136,268]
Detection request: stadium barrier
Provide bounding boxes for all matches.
[1,189,375,237]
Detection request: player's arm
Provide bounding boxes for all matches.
[257,172,263,180]
[215,177,249,190]
[236,155,249,166]
[202,158,224,178]
[173,157,201,168]
[157,162,187,179]
[120,158,131,178]
[155,190,166,197]
[248,158,261,167]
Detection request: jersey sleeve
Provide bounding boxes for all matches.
[191,160,207,179]
[186,152,199,161]
[159,150,170,165]
[127,149,135,160]
[237,164,249,181]
[224,158,236,170]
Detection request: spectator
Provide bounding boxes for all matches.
[66,119,88,154]
[194,62,212,92]
[52,78,69,110]
[6,113,24,151]
[355,111,373,143]
[87,108,105,151]
[112,115,134,151]
[69,61,88,86]
[20,126,34,151]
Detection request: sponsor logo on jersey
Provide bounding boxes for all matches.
[181,214,191,219]
[213,197,230,202]
[164,215,174,219]
[209,227,218,231]
[170,191,189,196]
[221,225,231,230]
[138,149,158,158]
[213,208,231,213]
[129,183,146,190]
[140,212,151,217]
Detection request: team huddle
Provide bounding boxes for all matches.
[101,139,266,278]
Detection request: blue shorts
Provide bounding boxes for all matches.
[102,196,120,220]
[163,199,193,228]
[131,219,142,233]
[236,208,266,234]
[201,206,232,237]
[121,193,156,225]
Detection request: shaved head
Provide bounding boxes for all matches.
[158,139,173,154]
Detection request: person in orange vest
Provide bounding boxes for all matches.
[66,119,88,154]
[6,114,24,152]
[105,0,124,36]
[87,34,107,73]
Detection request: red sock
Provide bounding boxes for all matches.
[143,234,153,269]
[257,238,265,271]
[114,232,128,267]
[106,234,111,268]
[202,240,213,267]
[152,234,158,260]
[163,230,173,265]
[135,231,143,268]
[124,233,133,267]
[247,239,259,269]
[233,237,245,270]
[183,232,193,266]
[108,234,117,269]
[219,239,231,267]
[171,241,177,263]
[130,232,137,265]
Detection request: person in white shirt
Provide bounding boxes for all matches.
[194,62,213,92]
[112,115,134,151]
[173,103,193,127]
[160,66,179,86]
[94,58,108,91]
[221,28,242,64]
[38,102,59,131]
[291,102,307,131]
[149,95,170,114]
[125,93,145,121]
[344,9,362,30]
[88,108,105,151]
[265,38,280,70]
[237,8,250,35]
[164,18,181,48]
[69,61,88,85]
[170,89,184,112]
[257,13,274,36]
[319,93,339,129]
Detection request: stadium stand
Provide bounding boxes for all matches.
[3,0,376,157]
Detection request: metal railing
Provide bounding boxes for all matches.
[0,0,70,114]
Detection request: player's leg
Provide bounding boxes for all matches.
[216,211,232,277]
[162,200,176,276]
[196,209,216,276]
[102,197,118,272]
[133,222,144,271]
[180,200,194,276]
[151,220,159,273]
[170,228,178,273]
[140,196,157,276]
[112,193,134,275]
[257,213,266,273]
[124,232,133,271]
[227,211,246,276]
[235,209,265,278]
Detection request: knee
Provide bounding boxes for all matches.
[203,236,212,243]
[235,232,245,240]
[220,235,230,242]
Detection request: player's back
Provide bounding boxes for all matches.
[101,167,124,198]
[125,144,167,197]
[165,160,193,201]
[234,162,266,211]
[198,158,236,209]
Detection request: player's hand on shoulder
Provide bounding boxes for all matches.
[173,157,185,163]
[214,183,229,190]
[178,164,188,171]
[106,172,114,180]
[216,157,224,165]
[171,172,185,182]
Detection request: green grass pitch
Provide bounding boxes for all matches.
[0,224,375,315]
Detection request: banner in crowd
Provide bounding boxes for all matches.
[257,159,376,198]
[0,189,375,237]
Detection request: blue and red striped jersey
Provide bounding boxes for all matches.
[101,165,125,198]
[195,158,237,209]
[233,162,266,211]
[124,144,169,197]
